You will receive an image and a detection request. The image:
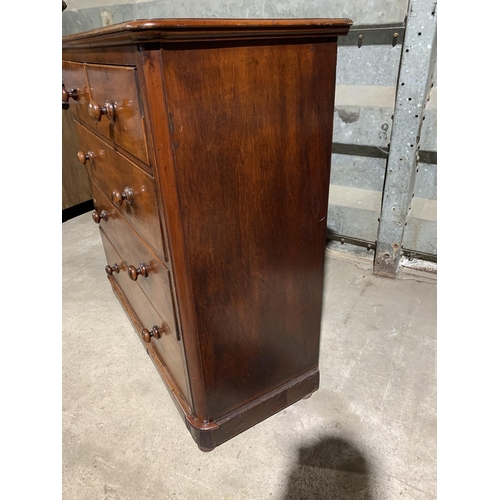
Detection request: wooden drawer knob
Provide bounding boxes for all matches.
[92,210,108,224]
[88,99,116,124]
[142,325,163,343]
[62,85,77,104]
[112,187,134,206]
[128,263,148,281]
[77,150,93,165]
[105,263,120,276]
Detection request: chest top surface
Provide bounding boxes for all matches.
[62,18,353,48]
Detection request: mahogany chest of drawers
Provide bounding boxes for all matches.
[62,18,352,451]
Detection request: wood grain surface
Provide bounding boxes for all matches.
[75,121,164,258]
[162,39,337,419]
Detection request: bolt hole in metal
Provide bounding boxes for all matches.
[408,97,412,101]
[415,115,418,118]
[406,49,409,52]
[401,82,405,86]
[410,144,414,147]
[418,32,422,35]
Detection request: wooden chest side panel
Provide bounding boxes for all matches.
[163,40,337,420]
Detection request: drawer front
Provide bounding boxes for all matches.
[100,228,189,399]
[76,121,165,260]
[86,63,149,164]
[92,185,179,343]
[62,61,90,121]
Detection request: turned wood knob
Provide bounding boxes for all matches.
[88,99,116,124]
[142,325,162,343]
[105,263,120,276]
[77,150,93,165]
[62,85,77,104]
[128,263,148,281]
[92,210,108,224]
[112,187,134,206]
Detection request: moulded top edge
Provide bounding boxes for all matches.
[62,18,353,47]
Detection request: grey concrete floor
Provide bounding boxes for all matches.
[63,213,436,500]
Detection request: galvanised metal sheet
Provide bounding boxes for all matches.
[327,154,386,242]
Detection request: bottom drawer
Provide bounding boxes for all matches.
[100,228,190,401]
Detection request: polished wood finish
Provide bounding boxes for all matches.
[127,262,148,281]
[138,46,208,421]
[92,209,108,223]
[62,109,92,210]
[62,19,352,47]
[141,325,163,343]
[112,187,134,206]
[60,45,139,66]
[162,40,337,419]
[100,229,189,400]
[63,59,149,164]
[74,121,164,259]
[62,85,77,104]
[85,64,149,163]
[76,150,92,164]
[62,61,91,122]
[105,263,120,276]
[92,183,179,342]
[63,18,351,451]
[106,264,192,413]
[88,99,116,124]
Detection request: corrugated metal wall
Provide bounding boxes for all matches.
[63,0,437,276]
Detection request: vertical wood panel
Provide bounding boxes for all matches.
[163,40,337,419]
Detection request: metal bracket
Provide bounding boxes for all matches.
[326,231,376,251]
[338,24,406,47]
[326,231,437,263]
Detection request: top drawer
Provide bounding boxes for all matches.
[62,62,149,165]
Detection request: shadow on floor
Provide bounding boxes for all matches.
[281,436,373,499]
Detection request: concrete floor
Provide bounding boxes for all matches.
[63,213,436,500]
